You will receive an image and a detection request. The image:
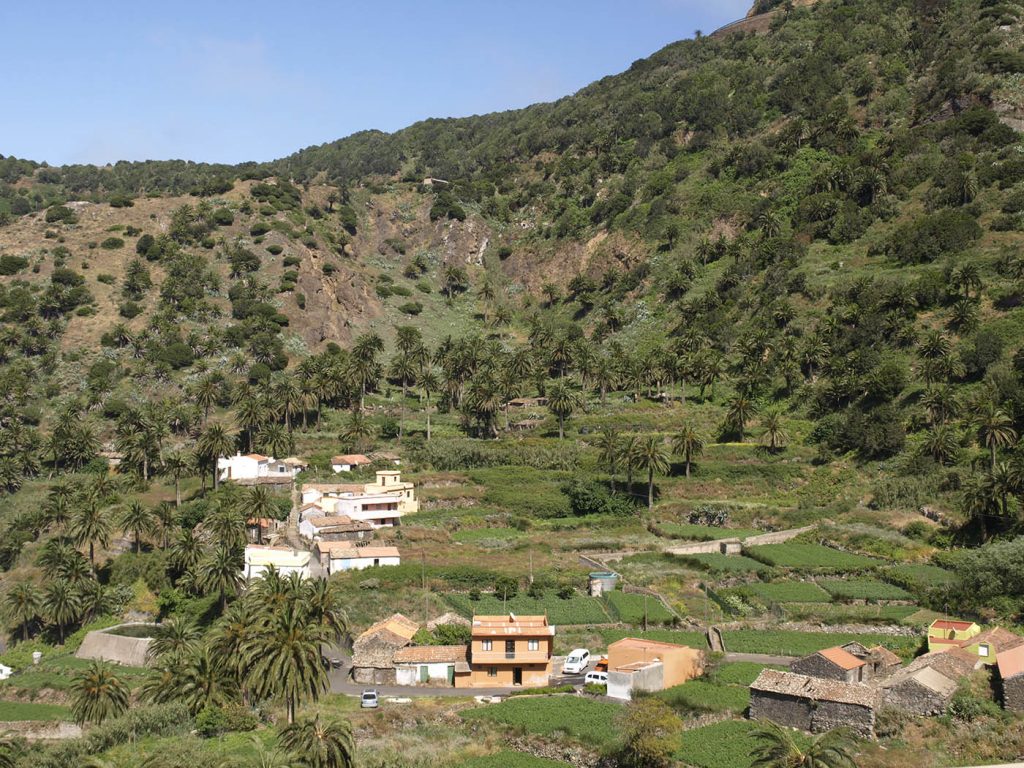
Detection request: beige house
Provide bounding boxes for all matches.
[606,637,704,700]
[458,614,554,689]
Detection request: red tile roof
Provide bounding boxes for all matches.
[998,643,1024,680]
[931,619,977,631]
[392,645,468,664]
[818,646,867,671]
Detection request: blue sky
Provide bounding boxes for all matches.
[1,0,750,166]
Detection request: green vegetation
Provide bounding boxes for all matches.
[745,544,881,571]
[818,579,913,601]
[655,679,750,714]
[605,591,675,625]
[678,553,769,574]
[675,720,771,768]
[461,696,620,747]
[444,594,609,625]
[0,701,71,721]
[722,630,920,658]
[733,581,831,603]
[457,754,571,768]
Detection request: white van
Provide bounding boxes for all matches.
[562,648,591,675]
[584,671,608,686]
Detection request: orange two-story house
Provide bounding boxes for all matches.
[458,614,554,688]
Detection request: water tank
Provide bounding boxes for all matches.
[589,571,619,596]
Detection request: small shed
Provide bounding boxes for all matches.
[0,663,11,680]
[351,614,420,685]
[749,669,878,738]
[393,645,469,686]
[331,454,373,473]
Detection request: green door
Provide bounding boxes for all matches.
[447,665,455,685]
[419,665,429,683]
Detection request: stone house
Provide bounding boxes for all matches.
[998,643,1024,712]
[749,669,879,738]
[351,614,420,685]
[880,648,978,716]
[791,646,868,683]
[299,514,373,543]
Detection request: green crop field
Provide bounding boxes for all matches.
[451,527,526,544]
[656,524,761,541]
[736,581,831,603]
[461,696,621,747]
[656,679,750,714]
[605,591,675,625]
[444,594,610,625]
[818,579,913,601]
[677,553,769,574]
[782,603,919,623]
[722,630,922,657]
[0,700,71,721]
[744,543,881,570]
[676,719,807,768]
[882,563,956,590]
[712,663,783,686]
[457,752,572,768]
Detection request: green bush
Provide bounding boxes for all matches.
[267,244,284,255]
[0,254,29,275]
[398,301,423,315]
[100,237,125,250]
[45,205,77,224]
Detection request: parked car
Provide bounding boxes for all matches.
[594,657,608,672]
[562,648,591,675]
[360,690,379,709]
[584,671,608,686]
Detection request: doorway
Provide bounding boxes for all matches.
[513,667,523,686]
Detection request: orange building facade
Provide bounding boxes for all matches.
[457,614,554,688]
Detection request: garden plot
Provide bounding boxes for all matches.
[744,543,881,570]
[444,593,610,625]
[818,578,912,601]
[461,696,620,747]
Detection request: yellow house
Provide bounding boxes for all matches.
[927,619,981,652]
[458,614,554,688]
[959,627,1024,665]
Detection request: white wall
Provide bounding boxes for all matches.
[395,663,454,686]
[243,562,310,581]
[328,555,400,573]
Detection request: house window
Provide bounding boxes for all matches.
[505,640,515,658]
[979,645,990,657]
[487,667,497,677]
[482,640,492,651]
[528,640,539,651]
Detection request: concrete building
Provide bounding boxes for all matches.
[605,637,705,700]
[316,543,401,574]
[459,614,554,689]
[997,643,1024,712]
[242,545,311,581]
[749,669,879,738]
[218,453,305,483]
[298,515,373,543]
[351,614,420,685]
[331,454,373,473]
[791,646,868,683]
[393,645,470,686]
[301,471,418,526]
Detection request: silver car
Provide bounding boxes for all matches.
[360,689,379,709]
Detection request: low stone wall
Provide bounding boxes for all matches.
[0,720,82,741]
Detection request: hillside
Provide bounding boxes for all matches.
[3,0,1024,765]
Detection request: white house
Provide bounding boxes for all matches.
[316,542,400,574]
[393,645,468,686]
[218,453,306,483]
[298,515,373,542]
[331,454,373,473]
[0,663,11,680]
[301,471,418,528]
[242,545,311,581]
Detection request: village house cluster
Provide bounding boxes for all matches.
[217,452,415,582]
[750,618,1024,737]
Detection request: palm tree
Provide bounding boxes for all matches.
[260,422,292,459]
[0,738,17,768]
[672,426,705,478]
[962,473,999,542]
[279,715,356,768]
[192,375,221,425]
[43,579,82,644]
[750,721,857,768]
[922,424,960,466]
[147,618,202,662]
[5,581,42,641]
[119,500,155,554]
[547,379,582,440]
[302,578,348,642]
[200,545,243,611]
[170,529,204,574]
[759,410,789,453]
[70,661,130,726]
[244,602,330,724]
[340,410,372,452]
[161,450,193,508]
[419,368,440,442]
[209,600,259,704]
[247,486,276,545]
[725,395,756,441]
[70,500,112,569]
[197,423,237,490]
[975,402,1017,471]
[235,398,267,455]
[632,435,672,510]
[596,427,621,493]
[174,646,238,714]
